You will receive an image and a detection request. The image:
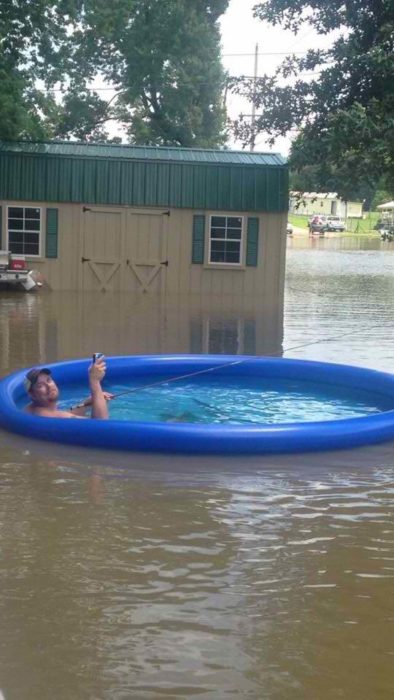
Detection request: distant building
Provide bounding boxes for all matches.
[289,192,363,219]
[0,141,288,298]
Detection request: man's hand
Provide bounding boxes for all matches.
[89,356,106,384]
[88,356,109,419]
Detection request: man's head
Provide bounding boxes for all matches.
[24,368,59,405]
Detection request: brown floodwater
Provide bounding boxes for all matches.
[0,235,393,700]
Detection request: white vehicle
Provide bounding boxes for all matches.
[325,215,346,232]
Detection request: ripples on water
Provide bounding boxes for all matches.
[0,448,393,700]
[0,237,394,699]
[285,243,394,368]
[57,377,393,424]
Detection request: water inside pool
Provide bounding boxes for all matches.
[57,375,393,424]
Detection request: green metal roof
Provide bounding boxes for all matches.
[0,140,286,166]
[0,140,288,212]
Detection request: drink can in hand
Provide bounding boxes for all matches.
[92,353,104,363]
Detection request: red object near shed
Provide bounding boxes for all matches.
[9,256,27,270]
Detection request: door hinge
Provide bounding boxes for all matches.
[81,256,91,263]
[160,260,169,266]
[83,206,91,213]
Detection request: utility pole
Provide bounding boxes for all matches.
[250,43,259,151]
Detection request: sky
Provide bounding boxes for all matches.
[220,0,302,155]
[219,0,334,155]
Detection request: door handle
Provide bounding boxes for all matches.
[160,260,169,266]
[81,257,91,263]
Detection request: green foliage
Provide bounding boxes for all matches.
[371,187,393,210]
[289,166,320,194]
[49,89,114,141]
[0,0,229,146]
[232,0,394,199]
[80,0,229,146]
[0,0,84,140]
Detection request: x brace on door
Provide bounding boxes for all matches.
[126,260,164,293]
[87,261,121,291]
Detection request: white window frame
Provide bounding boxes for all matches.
[208,214,244,266]
[6,205,42,258]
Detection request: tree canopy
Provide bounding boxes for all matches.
[0,0,80,139]
[78,0,229,146]
[232,0,393,199]
[0,0,229,146]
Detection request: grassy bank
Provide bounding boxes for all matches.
[346,212,380,234]
[288,212,381,235]
[288,214,309,230]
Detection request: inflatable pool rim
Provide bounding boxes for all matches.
[0,354,394,454]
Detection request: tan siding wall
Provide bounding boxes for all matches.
[1,200,82,290]
[0,202,287,305]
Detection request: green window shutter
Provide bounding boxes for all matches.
[0,206,2,249]
[46,208,58,258]
[243,320,256,354]
[190,320,203,353]
[246,217,259,266]
[192,214,205,264]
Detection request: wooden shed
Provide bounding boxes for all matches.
[0,141,288,296]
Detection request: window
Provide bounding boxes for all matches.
[7,206,41,256]
[190,317,256,354]
[209,216,243,264]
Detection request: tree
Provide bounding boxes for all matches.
[0,1,84,140]
[371,183,393,210]
[0,0,229,146]
[232,0,394,199]
[78,0,229,146]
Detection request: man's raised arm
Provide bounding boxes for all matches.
[88,357,109,419]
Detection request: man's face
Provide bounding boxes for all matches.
[29,373,59,405]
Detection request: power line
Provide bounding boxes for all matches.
[222,50,309,57]
[47,69,324,93]
[230,70,324,79]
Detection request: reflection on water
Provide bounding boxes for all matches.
[0,292,283,376]
[1,450,393,700]
[0,236,394,700]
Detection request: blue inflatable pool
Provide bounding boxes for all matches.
[0,355,394,454]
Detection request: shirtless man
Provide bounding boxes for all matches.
[24,356,109,419]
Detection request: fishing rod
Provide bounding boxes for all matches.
[69,358,246,411]
[105,358,246,400]
[67,321,389,411]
